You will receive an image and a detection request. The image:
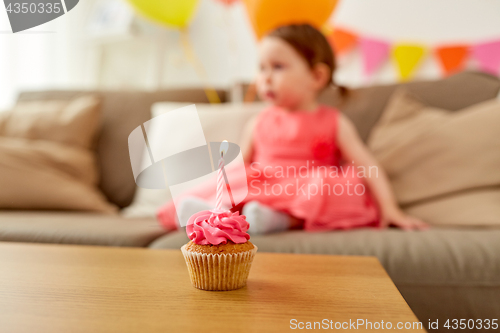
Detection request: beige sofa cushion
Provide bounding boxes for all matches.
[368,89,500,226]
[0,96,117,213]
[0,96,100,149]
[17,89,228,208]
[0,211,165,247]
[0,137,116,212]
[320,71,500,141]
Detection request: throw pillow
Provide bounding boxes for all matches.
[0,96,117,213]
[368,89,500,226]
[0,96,101,149]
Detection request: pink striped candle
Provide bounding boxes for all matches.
[215,155,224,210]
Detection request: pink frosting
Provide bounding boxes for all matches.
[186,209,250,245]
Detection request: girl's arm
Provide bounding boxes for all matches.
[336,113,428,230]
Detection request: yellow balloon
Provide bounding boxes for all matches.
[126,0,199,28]
[243,0,338,39]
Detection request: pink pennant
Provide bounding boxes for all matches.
[472,40,500,75]
[360,37,390,77]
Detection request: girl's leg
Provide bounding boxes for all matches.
[243,201,293,235]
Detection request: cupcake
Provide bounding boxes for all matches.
[181,209,258,291]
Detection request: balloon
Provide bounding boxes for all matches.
[216,0,239,5]
[126,0,199,28]
[243,0,338,39]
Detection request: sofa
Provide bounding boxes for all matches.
[1,72,499,330]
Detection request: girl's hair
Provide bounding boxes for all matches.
[267,24,349,98]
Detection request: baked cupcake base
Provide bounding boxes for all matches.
[181,241,258,291]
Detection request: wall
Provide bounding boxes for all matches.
[95,0,258,90]
[0,0,96,109]
[97,0,500,90]
[333,0,500,86]
[1,0,500,109]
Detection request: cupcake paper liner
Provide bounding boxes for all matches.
[181,244,258,291]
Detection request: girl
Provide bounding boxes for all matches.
[157,24,428,233]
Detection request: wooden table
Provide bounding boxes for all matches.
[0,242,425,332]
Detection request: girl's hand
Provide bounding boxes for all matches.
[336,115,429,232]
[380,208,429,231]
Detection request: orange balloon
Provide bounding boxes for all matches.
[243,0,338,39]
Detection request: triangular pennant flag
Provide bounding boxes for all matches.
[360,37,390,77]
[328,28,358,54]
[435,45,469,75]
[472,40,500,75]
[392,44,426,81]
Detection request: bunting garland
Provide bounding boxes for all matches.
[435,45,469,75]
[327,27,500,81]
[360,38,390,77]
[392,44,426,81]
[472,41,500,75]
[329,29,357,54]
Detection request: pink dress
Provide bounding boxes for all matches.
[157,104,380,231]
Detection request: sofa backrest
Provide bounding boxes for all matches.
[318,71,500,141]
[16,72,500,209]
[235,71,500,142]
[16,89,227,208]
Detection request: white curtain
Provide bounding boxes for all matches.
[0,0,259,109]
[0,1,95,110]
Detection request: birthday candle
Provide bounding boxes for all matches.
[215,154,224,210]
